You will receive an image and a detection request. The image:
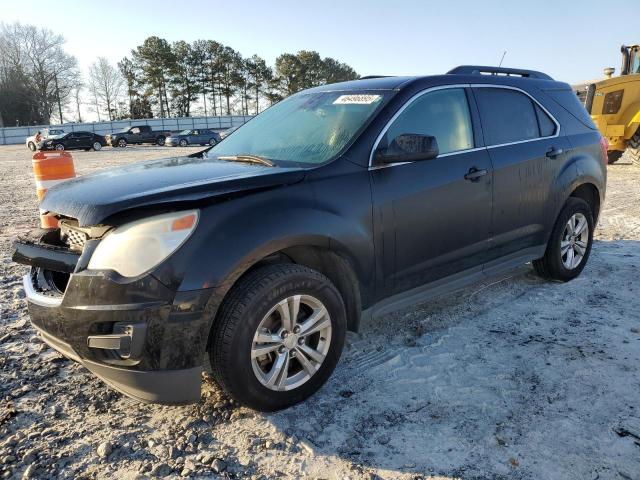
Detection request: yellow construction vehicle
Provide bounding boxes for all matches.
[583,45,640,164]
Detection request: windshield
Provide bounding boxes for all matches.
[178,129,192,135]
[207,90,389,165]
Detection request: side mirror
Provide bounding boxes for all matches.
[374,134,439,164]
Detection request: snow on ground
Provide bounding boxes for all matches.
[0,145,639,480]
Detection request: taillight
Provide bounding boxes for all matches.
[599,136,609,165]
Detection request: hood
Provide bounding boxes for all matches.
[41,154,306,226]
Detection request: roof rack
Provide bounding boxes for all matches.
[447,65,553,81]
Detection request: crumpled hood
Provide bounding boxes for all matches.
[41,155,305,226]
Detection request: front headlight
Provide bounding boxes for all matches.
[88,210,199,277]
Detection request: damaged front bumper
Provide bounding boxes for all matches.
[13,234,211,404]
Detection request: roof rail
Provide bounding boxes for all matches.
[447,65,553,81]
[358,75,393,80]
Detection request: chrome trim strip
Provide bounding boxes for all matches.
[368,83,562,170]
[23,274,63,308]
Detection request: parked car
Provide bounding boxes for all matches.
[25,128,66,151]
[165,129,222,147]
[105,125,170,147]
[13,66,606,411]
[42,131,107,151]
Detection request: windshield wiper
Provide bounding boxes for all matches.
[217,154,275,167]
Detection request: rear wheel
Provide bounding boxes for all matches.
[621,128,640,166]
[156,136,166,146]
[209,264,346,411]
[92,142,102,151]
[533,197,594,282]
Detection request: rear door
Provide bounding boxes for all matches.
[370,86,493,295]
[472,86,571,260]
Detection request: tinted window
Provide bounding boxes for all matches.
[382,88,474,155]
[475,88,539,145]
[535,104,556,137]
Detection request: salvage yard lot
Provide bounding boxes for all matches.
[0,144,639,479]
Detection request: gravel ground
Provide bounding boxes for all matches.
[0,145,639,480]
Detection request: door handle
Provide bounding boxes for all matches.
[546,147,564,158]
[464,167,488,182]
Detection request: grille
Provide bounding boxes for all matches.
[60,222,89,252]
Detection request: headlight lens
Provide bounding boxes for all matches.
[88,210,199,277]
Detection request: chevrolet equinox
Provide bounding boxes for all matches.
[13,66,607,411]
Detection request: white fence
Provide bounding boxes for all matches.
[0,115,253,145]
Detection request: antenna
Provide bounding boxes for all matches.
[498,51,507,68]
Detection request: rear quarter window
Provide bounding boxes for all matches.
[543,87,597,130]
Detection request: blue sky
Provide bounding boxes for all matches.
[2,0,635,85]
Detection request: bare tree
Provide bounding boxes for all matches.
[88,57,124,120]
[1,22,79,124]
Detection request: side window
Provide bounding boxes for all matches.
[474,88,540,145]
[535,103,556,137]
[382,88,474,155]
[131,127,140,134]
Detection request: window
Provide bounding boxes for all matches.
[535,104,556,137]
[474,88,546,146]
[381,88,474,155]
[209,90,389,165]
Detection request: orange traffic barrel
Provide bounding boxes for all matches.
[32,151,76,228]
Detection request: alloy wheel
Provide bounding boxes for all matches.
[93,142,102,151]
[251,294,332,391]
[561,212,589,269]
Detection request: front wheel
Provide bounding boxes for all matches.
[621,128,640,166]
[117,138,127,148]
[533,197,594,282]
[209,264,346,411]
[179,139,188,147]
[208,138,217,146]
[54,144,65,151]
[28,142,36,151]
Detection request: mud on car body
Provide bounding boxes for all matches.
[13,66,607,411]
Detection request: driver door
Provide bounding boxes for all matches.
[370,87,493,296]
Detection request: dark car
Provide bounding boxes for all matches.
[105,125,171,147]
[165,129,222,147]
[13,66,606,411]
[42,131,107,151]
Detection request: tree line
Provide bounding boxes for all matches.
[0,22,360,127]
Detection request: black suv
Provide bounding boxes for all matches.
[13,66,607,411]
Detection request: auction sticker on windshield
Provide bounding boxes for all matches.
[333,94,381,105]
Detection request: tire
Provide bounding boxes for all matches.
[179,139,188,147]
[117,138,127,148]
[209,263,346,411]
[533,197,594,282]
[621,128,640,166]
[156,136,166,146]
[607,150,622,164]
[54,144,65,151]
[28,142,36,152]
[208,138,217,146]
[92,142,102,151]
